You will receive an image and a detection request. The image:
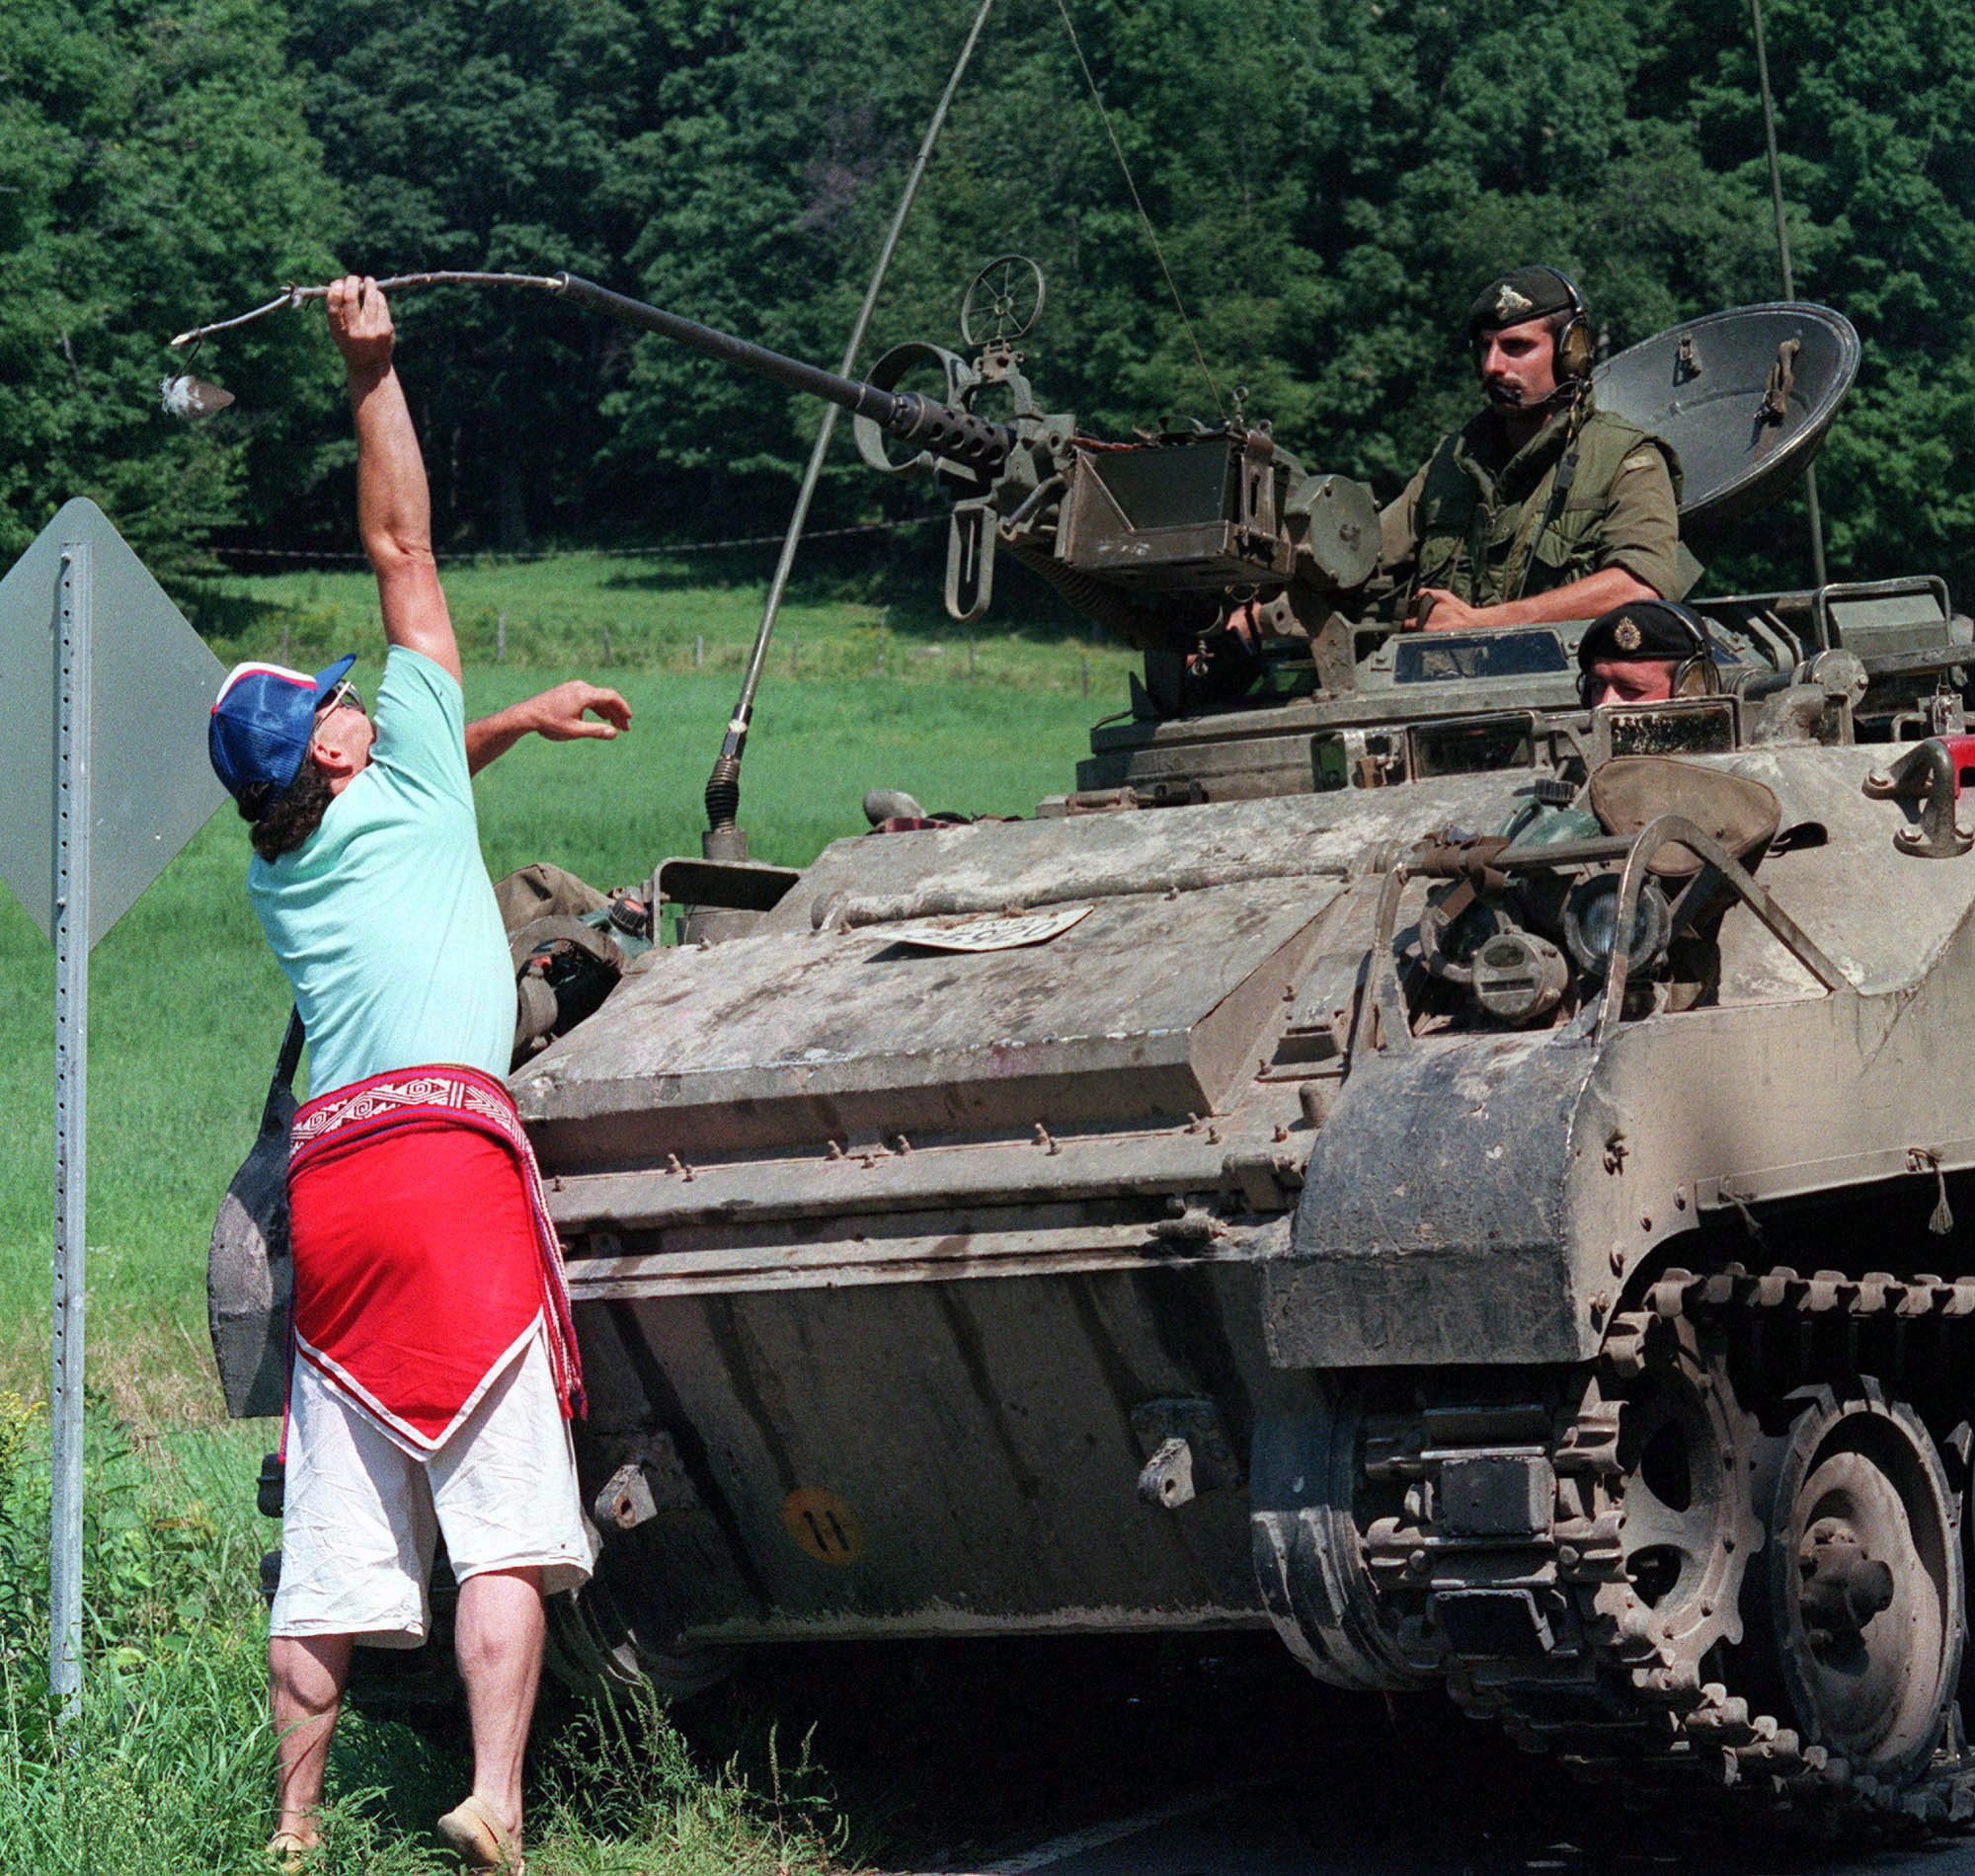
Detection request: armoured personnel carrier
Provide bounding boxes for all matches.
[213,273,1975,1828]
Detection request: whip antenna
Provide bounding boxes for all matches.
[1750,0,1828,587]
[162,273,565,418]
[696,0,1000,889]
[1052,0,1224,421]
[166,271,565,352]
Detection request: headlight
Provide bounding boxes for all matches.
[1564,875,1671,978]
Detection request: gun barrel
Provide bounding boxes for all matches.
[554,273,1013,474]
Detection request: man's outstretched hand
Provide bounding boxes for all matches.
[326,274,395,375]
[523,680,632,742]
[465,679,632,775]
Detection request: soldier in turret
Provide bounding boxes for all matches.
[1576,597,1722,706]
[1382,267,1689,633]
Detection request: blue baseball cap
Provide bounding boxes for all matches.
[208,654,357,805]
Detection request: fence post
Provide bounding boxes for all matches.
[496,609,507,663]
[601,624,612,666]
[695,633,704,668]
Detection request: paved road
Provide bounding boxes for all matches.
[706,1635,1968,1876]
[899,1778,1967,1875]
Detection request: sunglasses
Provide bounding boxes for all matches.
[314,679,365,722]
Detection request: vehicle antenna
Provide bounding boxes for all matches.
[1051,0,1224,423]
[165,271,564,352]
[1750,0,1829,588]
[698,0,999,879]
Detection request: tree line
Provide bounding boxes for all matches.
[5,0,1974,603]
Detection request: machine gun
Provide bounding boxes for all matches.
[553,260,1381,694]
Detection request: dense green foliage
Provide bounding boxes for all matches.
[0,0,344,575]
[5,0,1975,593]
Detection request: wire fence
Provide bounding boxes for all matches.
[256,610,1116,696]
[502,621,1105,693]
[211,514,942,566]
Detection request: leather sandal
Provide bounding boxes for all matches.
[266,1832,316,1875]
[436,1792,526,1873]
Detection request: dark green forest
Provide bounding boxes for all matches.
[6,0,1975,599]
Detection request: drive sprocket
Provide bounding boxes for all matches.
[1578,1311,1765,1680]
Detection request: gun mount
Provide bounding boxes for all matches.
[553,265,1380,659]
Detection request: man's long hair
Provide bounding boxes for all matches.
[240,757,334,862]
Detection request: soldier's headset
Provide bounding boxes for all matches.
[1472,267,1596,391]
[1576,603,1721,706]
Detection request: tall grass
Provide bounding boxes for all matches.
[0,1400,843,1873]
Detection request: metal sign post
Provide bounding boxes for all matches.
[0,498,227,1713]
[48,539,92,1713]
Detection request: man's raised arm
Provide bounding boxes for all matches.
[326,274,461,682]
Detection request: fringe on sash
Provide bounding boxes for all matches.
[288,1063,587,1421]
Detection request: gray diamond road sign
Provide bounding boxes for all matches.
[0,497,228,1712]
[0,498,226,949]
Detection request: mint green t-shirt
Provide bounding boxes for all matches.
[248,647,511,1098]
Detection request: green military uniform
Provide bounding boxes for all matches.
[1380,398,1689,609]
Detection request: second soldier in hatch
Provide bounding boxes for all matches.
[1382,266,1689,634]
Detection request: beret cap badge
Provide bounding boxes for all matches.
[1493,282,1535,320]
[1613,615,1643,652]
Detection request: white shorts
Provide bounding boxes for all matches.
[270,1327,596,1647]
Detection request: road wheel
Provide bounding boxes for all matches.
[1763,1380,1964,1783]
[542,1569,734,1705]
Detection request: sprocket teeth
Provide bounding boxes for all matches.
[1603,1320,1652,1379]
[1629,1663,1705,1711]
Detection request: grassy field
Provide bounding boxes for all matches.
[0,566,1121,1872]
[184,547,1136,694]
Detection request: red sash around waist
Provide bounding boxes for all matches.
[286,1063,585,1453]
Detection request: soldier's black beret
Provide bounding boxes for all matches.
[1578,599,1710,666]
[1465,266,1582,339]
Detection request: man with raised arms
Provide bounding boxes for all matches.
[206,274,629,1873]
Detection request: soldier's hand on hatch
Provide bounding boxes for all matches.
[1412,586,1483,633]
[326,274,395,373]
[523,680,633,742]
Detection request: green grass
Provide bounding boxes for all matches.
[0,1400,845,1874]
[184,549,1136,696]
[0,574,1120,1870]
